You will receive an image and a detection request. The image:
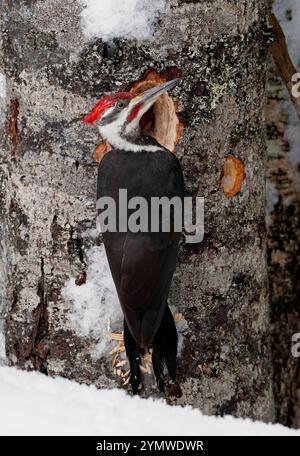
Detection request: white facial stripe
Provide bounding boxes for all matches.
[99,108,128,143]
[125,96,160,136]
[99,123,162,152]
[98,107,163,153]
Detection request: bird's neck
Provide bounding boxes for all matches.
[99,123,164,153]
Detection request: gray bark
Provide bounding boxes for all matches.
[0,0,274,421]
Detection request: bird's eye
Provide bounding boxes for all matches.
[116,100,126,109]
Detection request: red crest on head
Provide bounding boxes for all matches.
[83,92,134,125]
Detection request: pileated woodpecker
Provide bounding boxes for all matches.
[83,79,185,394]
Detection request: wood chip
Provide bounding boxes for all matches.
[107,332,123,341]
[174,313,183,322]
[112,353,119,367]
[116,359,128,368]
[92,141,112,164]
[109,344,122,355]
[123,375,130,385]
[108,313,188,384]
[123,369,130,378]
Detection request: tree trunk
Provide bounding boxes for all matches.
[265,1,300,428]
[0,0,274,421]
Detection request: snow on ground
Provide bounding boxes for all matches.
[273,0,300,190]
[81,0,168,41]
[62,245,122,358]
[0,366,299,436]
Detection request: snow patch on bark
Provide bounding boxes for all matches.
[0,73,6,99]
[80,0,168,41]
[0,72,7,129]
[62,245,122,358]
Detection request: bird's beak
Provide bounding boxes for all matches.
[130,78,180,109]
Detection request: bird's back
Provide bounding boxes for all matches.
[97,147,185,348]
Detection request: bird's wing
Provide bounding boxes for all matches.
[103,231,180,348]
[98,150,185,347]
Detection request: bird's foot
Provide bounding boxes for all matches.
[130,373,142,395]
[168,380,182,398]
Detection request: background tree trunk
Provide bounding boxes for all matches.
[266,0,300,428]
[0,0,274,421]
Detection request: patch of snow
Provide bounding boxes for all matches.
[62,245,122,358]
[0,72,7,129]
[81,227,100,239]
[62,241,186,362]
[0,366,299,436]
[80,0,168,41]
[273,1,300,190]
[0,73,6,100]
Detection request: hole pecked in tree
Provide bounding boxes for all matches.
[92,69,184,163]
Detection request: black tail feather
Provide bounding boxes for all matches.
[123,319,141,394]
[124,306,178,395]
[152,305,178,393]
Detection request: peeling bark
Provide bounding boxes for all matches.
[0,0,274,420]
[8,99,19,155]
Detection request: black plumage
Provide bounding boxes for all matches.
[97,143,185,393]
